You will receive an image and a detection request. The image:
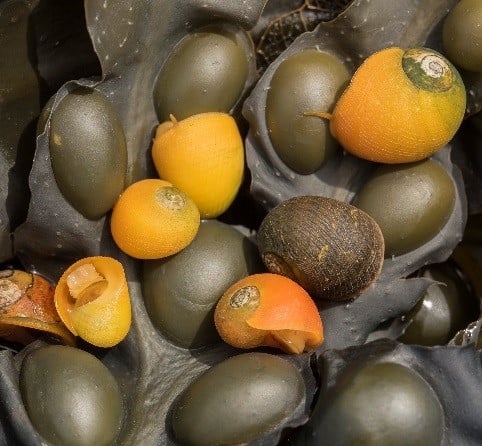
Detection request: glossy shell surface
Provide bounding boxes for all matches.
[49,87,127,220]
[142,220,263,349]
[19,344,123,446]
[170,352,306,446]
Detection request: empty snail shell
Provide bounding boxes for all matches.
[54,256,131,348]
[307,47,466,164]
[256,196,385,302]
[214,273,323,354]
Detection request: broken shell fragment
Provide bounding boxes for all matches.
[0,269,74,346]
[54,256,131,348]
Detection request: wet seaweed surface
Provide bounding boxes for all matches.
[292,339,482,445]
[1,0,482,445]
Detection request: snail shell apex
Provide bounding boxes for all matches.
[257,196,385,302]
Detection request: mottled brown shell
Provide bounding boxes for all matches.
[257,196,384,302]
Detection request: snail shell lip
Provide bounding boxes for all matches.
[54,256,132,347]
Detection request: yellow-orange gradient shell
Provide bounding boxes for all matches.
[110,179,200,260]
[54,256,131,348]
[329,47,466,163]
[214,273,323,354]
[151,112,244,219]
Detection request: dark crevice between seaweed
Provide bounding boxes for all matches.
[250,0,353,74]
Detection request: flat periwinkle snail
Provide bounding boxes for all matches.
[294,361,444,445]
[353,159,456,257]
[316,46,466,164]
[20,344,123,446]
[214,273,323,354]
[54,256,132,348]
[398,261,479,346]
[170,352,305,446]
[142,220,264,349]
[151,112,244,218]
[265,49,350,174]
[153,24,251,122]
[49,87,127,220]
[256,196,384,301]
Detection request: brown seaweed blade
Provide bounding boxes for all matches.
[291,339,482,445]
[0,0,100,265]
[6,1,319,445]
[1,1,478,445]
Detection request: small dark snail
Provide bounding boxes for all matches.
[256,195,384,302]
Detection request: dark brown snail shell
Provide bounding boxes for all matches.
[257,195,385,302]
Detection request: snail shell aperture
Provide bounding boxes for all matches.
[256,196,385,301]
